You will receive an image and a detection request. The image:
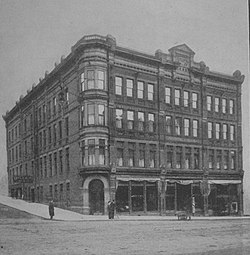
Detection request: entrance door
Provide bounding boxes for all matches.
[89,179,104,215]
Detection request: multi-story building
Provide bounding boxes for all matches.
[3,34,245,216]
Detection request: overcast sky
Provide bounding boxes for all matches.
[0,0,249,212]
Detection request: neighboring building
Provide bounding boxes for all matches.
[3,34,245,216]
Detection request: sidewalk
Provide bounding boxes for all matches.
[1,195,249,221]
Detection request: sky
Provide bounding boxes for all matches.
[0,0,249,212]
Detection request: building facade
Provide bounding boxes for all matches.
[3,34,245,216]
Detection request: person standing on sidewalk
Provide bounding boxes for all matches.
[49,200,55,220]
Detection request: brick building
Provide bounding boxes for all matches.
[3,34,245,216]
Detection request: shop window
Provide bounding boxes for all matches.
[137,81,144,99]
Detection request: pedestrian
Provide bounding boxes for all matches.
[49,200,55,220]
[110,200,115,220]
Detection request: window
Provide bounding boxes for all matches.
[194,148,199,169]
[166,116,172,135]
[80,141,86,166]
[117,145,124,167]
[65,148,70,171]
[208,122,212,139]
[165,87,171,104]
[222,124,227,140]
[231,151,236,170]
[215,123,220,139]
[139,144,145,167]
[208,150,214,169]
[192,93,198,109]
[215,97,219,112]
[80,72,85,91]
[97,70,105,90]
[176,147,182,169]
[116,109,123,128]
[175,89,180,106]
[193,120,198,137]
[88,104,95,125]
[137,81,144,99]
[222,99,226,113]
[115,77,122,95]
[149,145,156,168]
[184,91,189,107]
[88,139,95,166]
[54,152,57,176]
[184,118,190,136]
[127,111,134,130]
[98,104,105,125]
[126,79,133,97]
[224,151,229,170]
[229,100,234,114]
[148,113,154,132]
[87,70,95,89]
[230,125,235,141]
[166,146,173,168]
[148,83,154,100]
[175,117,181,136]
[185,148,191,169]
[128,143,135,167]
[216,150,222,170]
[138,112,145,131]
[99,139,105,165]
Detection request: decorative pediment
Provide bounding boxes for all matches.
[168,44,195,55]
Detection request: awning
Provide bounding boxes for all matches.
[208,180,242,185]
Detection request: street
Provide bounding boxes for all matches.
[0,217,249,255]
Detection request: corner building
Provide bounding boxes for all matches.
[3,35,245,216]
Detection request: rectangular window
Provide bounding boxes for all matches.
[193,120,198,137]
[208,122,212,139]
[215,97,219,112]
[175,89,180,106]
[128,143,135,167]
[229,100,234,114]
[215,123,220,139]
[194,148,199,169]
[127,111,134,130]
[115,77,122,95]
[222,99,226,113]
[216,150,222,170]
[126,79,133,97]
[231,151,236,170]
[184,91,189,107]
[137,81,144,99]
[176,147,182,169]
[149,145,156,168]
[116,109,123,128]
[54,152,57,176]
[230,125,235,141]
[175,117,181,136]
[224,151,229,170]
[88,139,95,166]
[192,93,198,109]
[148,113,154,132]
[98,104,105,125]
[97,70,105,90]
[88,104,95,125]
[80,72,85,91]
[99,139,105,165]
[138,112,145,131]
[184,118,190,136]
[117,147,124,167]
[165,87,171,104]
[166,116,172,135]
[87,70,95,90]
[148,83,154,100]
[139,144,145,167]
[222,124,227,140]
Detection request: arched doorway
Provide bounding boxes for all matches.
[89,179,104,215]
